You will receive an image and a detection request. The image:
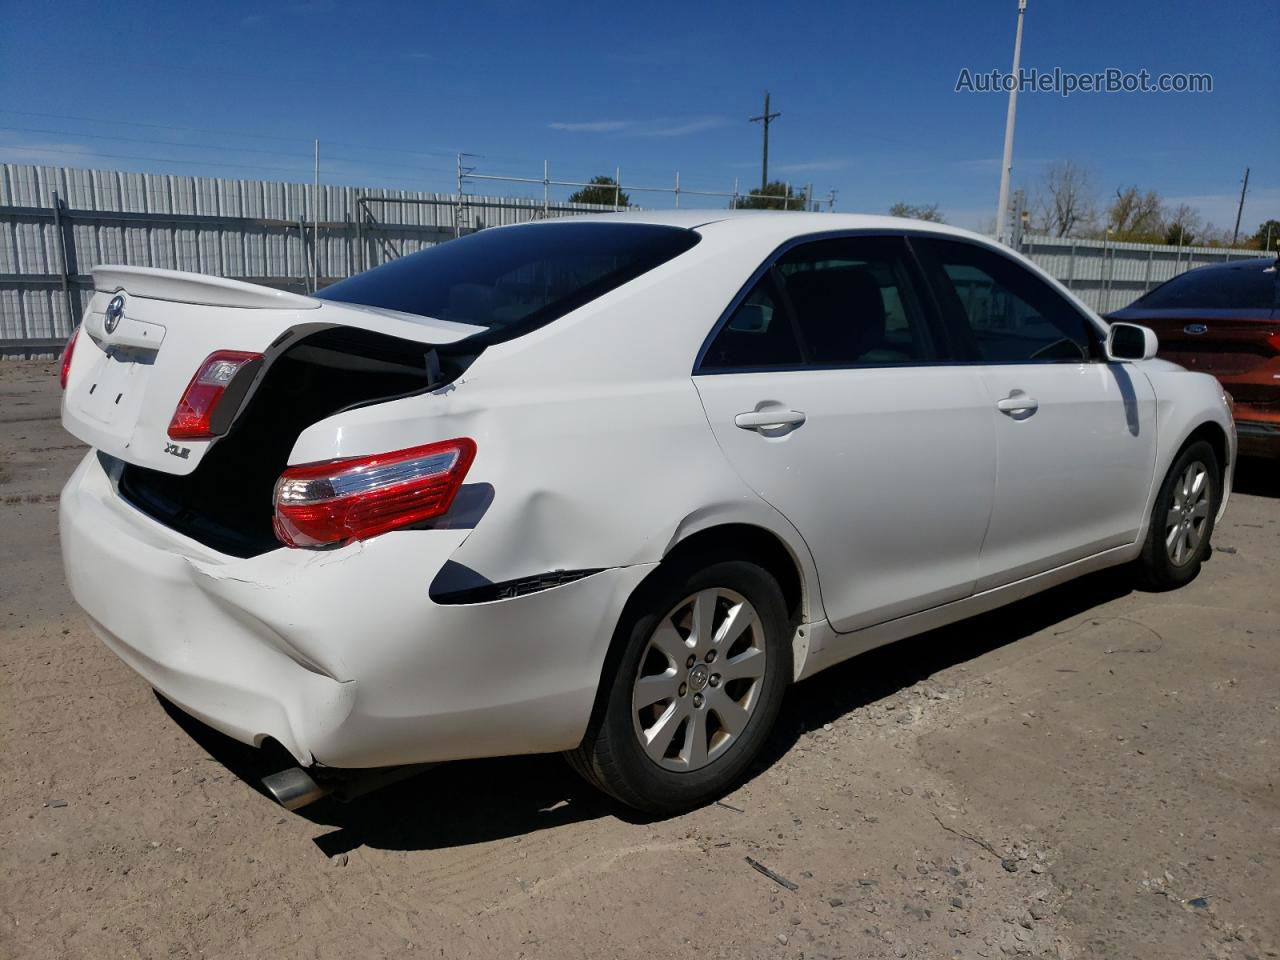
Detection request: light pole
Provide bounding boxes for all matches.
[994,0,1027,245]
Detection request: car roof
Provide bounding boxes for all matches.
[1161,254,1279,276]
[521,208,998,245]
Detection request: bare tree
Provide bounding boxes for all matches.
[1034,161,1096,238]
[888,202,945,223]
[1163,203,1202,246]
[1105,186,1165,242]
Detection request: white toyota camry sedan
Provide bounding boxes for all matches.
[58,211,1234,813]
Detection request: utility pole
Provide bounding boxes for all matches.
[1232,167,1250,245]
[994,0,1027,245]
[749,91,781,195]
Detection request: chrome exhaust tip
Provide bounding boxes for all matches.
[262,762,438,811]
[261,767,331,811]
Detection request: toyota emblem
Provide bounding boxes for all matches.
[104,295,125,334]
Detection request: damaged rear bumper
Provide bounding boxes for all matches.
[60,452,652,768]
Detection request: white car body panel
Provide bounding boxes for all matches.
[972,361,1158,590]
[695,366,996,633]
[57,212,1236,771]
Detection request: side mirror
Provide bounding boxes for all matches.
[1107,322,1158,362]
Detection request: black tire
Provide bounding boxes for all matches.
[567,557,792,814]
[1137,439,1221,590]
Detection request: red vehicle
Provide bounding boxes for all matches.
[1107,256,1280,458]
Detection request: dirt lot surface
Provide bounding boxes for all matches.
[1,358,1277,960]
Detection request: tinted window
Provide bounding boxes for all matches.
[775,237,932,365]
[1133,262,1277,311]
[317,222,700,342]
[924,239,1098,363]
[699,273,803,369]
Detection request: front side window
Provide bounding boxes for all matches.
[920,239,1099,363]
[699,235,935,371]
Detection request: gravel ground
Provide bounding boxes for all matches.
[2,358,1277,960]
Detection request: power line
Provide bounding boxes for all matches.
[0,126,456,175]
[0,143,456,190]
[0,109,464,160]
[0,125,315,160]
[0,144,312,175]
[0,109,312,144]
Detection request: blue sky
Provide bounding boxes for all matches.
[2,0,1276,233]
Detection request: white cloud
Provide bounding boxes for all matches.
[547,116,731,138]
[773,158,848,174]
[1165,186,1280,234]
[637,117,730,138]
[548,120,632,133]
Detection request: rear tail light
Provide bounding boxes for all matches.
[58,326,80,389]
[1267,332,1280,355]
[168,350,262,440]
[273,438,477,548]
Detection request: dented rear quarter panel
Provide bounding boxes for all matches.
[288,225,829,622]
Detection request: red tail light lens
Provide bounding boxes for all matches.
[1267,332,1280,355]
[273,438,477,548]
[168,350,262,440]
[58,327,80,389]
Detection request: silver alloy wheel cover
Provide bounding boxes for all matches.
[1166,460,1211,566]
[631,587,766,772]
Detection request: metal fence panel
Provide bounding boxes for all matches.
[2,162,1274,351]
[1018,234,1272,314]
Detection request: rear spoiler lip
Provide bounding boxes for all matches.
[92,265,321,310]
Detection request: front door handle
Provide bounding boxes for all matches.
[734,409,807,431]
[996,392,1039,417]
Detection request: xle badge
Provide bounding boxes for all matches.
[164,442,191,460]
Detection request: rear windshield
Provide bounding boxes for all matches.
[1133,261,1277,311]
[317,221,700,341]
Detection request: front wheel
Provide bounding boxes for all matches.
[1137,439,1221,589]
[567,558,792,814]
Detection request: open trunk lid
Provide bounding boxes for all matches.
[62,266,483,475]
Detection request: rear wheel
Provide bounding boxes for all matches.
[567,558,791,814]
[1138,439,1220,589]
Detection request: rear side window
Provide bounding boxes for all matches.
[317,222,700,342]
[699,273,803,369]
[921,239,1099,363]
[1133,263,1278,311]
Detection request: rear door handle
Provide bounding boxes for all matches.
[996,393,1039,417]
[734,409,807,431]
